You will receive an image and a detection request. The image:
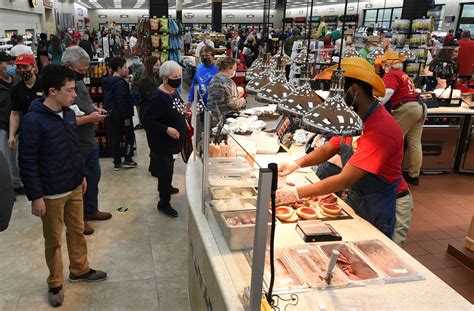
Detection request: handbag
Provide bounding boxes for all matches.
[181,115,194,163]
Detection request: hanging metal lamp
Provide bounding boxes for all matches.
[246,53,272,84]
[367,44,385,63]
[246,53,275,94]
[257,55,295,104]
[293,48,315,64]
[301,69,363,135]
[278,64,322,117]
[399,44,417,61]
[342,45,361,58]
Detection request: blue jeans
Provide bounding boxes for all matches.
[82,144,101,218]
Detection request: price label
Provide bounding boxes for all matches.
[84,77,91,85]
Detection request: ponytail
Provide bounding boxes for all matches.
[217,56,236,71]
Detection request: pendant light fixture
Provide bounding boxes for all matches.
[277,63,322,117]
[342,46,361,58]
[246,54,275,94]
[367,45,385,63]
[301,0,363,136]
[399,44,417,61]
[257,55,295,104]
[246,50,266,81]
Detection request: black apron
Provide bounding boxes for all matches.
[316,102,399,238]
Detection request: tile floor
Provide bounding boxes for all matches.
[0,128,191,310]
[404,174,474,304]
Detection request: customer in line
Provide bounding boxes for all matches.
[188,46,218,107]
[48,35,66,65]
[207,56,246,121]
[380,51,426,188]
[62,46,112,235]
[19,65,107,308]
[243,34,259,68]
[0,51,22,194]
[102,57,137,171]
[79,34,94,61]
[142,60,187,218]
[456,30,474,80]
[194,33,214,66]
[9,35,34,57]
[138,56,162,177]
[37,33,50,72]
[128,55,145,129]
[277,57,407,239]
[8,54,43,186]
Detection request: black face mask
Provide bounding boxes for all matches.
[75,71,85,81]
[344,89,358,113]
[201,57,212,66]
[167,78,181,89]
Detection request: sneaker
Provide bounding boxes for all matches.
[114,163,122,171]
[48,286,64,307]
[85,211,112,221]
[69,269,107,283]
[170,186,179,195]
[157,205,178,218]
[122,160,138,168]
[83,221,94,235]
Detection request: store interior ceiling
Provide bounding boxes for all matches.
[79,0,354,10]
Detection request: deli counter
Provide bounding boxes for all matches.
[185,109,472,311]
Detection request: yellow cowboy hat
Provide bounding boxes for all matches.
[380,51,407,64]
[314,57,386,97]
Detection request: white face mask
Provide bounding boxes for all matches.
[205,39,211,44]
[231,70,236,78]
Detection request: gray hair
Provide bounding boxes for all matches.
[159,60,182,78]
[61,46,90,66]
[390,62,404,70]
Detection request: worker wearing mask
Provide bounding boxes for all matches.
[277,58,408,239]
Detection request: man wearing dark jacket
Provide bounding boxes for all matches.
[19,65,107,308]
[102,57,137,171]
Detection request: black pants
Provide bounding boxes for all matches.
[110,117,135,165]
[151,152,175,207]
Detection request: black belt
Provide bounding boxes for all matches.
[392,100,418,110]
[397,189,410,198]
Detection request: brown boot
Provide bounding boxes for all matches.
[83,221,94,235]
[85,211,112,221]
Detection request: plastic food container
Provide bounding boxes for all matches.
[211,198,257,213]
[220,210,270,250]
[352,239,424,283]
[210,187,257,200]
[208,157,251,171]
[286,246,348,288]
[208,173,258,187]
[319,243,382,285]
[264,250,308,293]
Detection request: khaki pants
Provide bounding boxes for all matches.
[392,101,427,178]
[393,191,414,247]
[42,186,90,288]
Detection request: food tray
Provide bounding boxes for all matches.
[352,240,424,283]
[208,174,258,187]
[210,187,257,200]
[286,246,348,288]
[220,210,271,250]
[211,198,257,213]
[244,249,308,293]
[208,157,251,171]
[319,243,382,286]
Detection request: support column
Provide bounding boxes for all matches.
[176,0,183,23]
[212,0,222,33]
[401,0,430,20]
[150,0,169,19]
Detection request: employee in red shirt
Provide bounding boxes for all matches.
[456,30,474,78]
[444,29,454,44]
[380,51,426,186]
[276,57,409,240]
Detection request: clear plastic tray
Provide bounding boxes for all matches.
[208,174,258,187]
[286,246,348,289]
[352,239,424,283]
[208,157,251,171]
[319,242,383,286]
[211,198,257,213]
[210,187,257,200]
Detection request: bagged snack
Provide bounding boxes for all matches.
[151,34,160,48]
[160,34,169,49]
[159,18,169,33]
[150,18,159,31]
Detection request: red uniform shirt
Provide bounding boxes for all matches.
[329,105,409,194]
[383,69,418,109]
[456,38,474,77]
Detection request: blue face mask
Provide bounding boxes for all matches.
[132,59,139,65]
[5,65,16,77]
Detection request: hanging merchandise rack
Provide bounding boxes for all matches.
[301,0,364,136]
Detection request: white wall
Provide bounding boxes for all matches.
[0,0,46,38]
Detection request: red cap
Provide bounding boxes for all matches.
[15,54,36,66]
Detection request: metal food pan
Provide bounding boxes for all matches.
[220,210,271,251]
[212,198,257,213]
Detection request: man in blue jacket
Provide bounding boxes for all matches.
[187,46,218,107]
[19,65,107,308]
[102,56,137,171]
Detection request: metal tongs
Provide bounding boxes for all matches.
[324,250,340,285]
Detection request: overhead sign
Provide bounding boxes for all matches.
[247,14,255,18]
[206,14,212,18]
[98,15,107,18]
[184,12,194,19]
[120,15,128,18]
[226,14,235,18]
